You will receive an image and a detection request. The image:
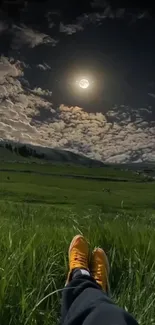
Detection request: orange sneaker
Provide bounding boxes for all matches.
[91,248,110,293]
[66,235,90,285]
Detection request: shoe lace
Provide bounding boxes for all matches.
[71,249,87,268]
[94,264,107,282]
[95,265,103,279]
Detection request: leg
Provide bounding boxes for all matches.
[61,235,138,325]
[61,274,138,325]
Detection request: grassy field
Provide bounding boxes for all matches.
[0,162,155,325]
[0,160,145,179]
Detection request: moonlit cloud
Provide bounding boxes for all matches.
[148,93,155,99]
[31,87,52,97]
[37,63,51,71]
[0,56,155,163]
[0,3,150,58]
[60,22,84,35]
[60,8,150,41]
[64,5,150,34]
[11,25,58,49]
[0,56,23,80]
[90,1,150,21]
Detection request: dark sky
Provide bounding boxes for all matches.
[1,1,155,111]
[0,0,155,163]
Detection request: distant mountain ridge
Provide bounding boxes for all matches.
[0,139,105,167]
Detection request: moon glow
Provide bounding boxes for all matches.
[79,78,89,89]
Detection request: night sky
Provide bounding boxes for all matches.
[0,1,155,163]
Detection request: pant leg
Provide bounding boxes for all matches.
[61,275,138,325]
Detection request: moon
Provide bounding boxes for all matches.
[79,78,89,89]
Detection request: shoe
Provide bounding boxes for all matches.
[66,234,90,285]
[91,247,110,293]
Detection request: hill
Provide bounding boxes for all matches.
[0,139,104,167]
[0,140,155,325]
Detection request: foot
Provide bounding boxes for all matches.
[91,248,110,293]
[66,235,90,285]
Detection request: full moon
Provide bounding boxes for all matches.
[79,79,89,89]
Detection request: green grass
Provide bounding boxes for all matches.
[0,169,155,212]
[0,160,146,180]
[0,162,155,324]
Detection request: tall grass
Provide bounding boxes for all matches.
[0,202,154,324]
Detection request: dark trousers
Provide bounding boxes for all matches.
[61,275,138,325]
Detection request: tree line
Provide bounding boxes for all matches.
[3,142,45,159]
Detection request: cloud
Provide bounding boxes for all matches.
[0,56,155,163]
[58,9,150,39]
[148,93,155,99]
[90,1,150,20]
[44,12,55,28]
[31,87,52,97]
[60,22,84,35]
[37,63,51,71]
[0,56,23,81]
[11,24,58,49]
[62,5,151,34]
[0,3,150,54]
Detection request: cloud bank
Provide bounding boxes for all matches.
[0,56,155,163]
